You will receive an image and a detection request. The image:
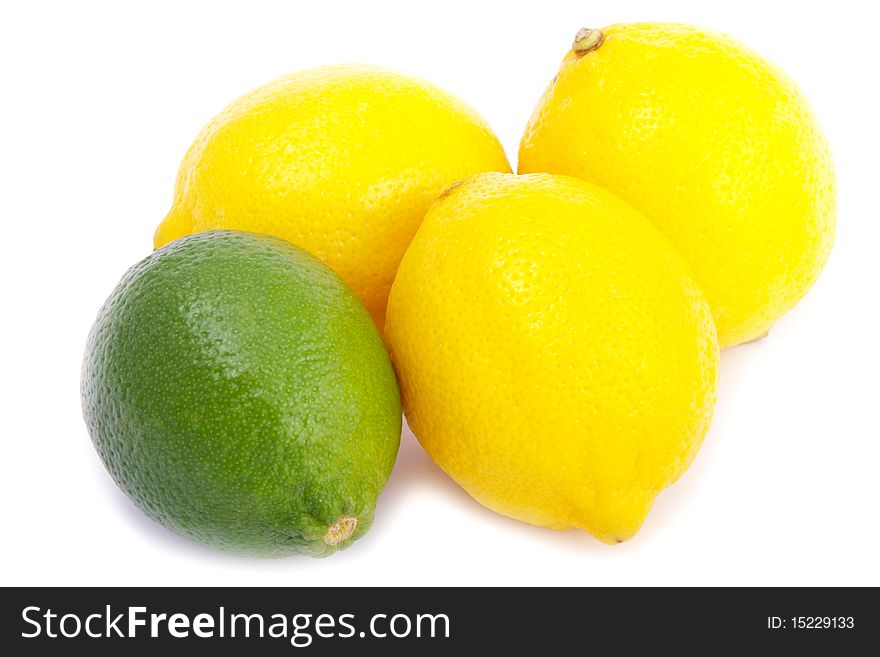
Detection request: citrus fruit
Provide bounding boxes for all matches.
[82,230,401,557]
[385,173,719,543]
[155,64,510,329]
[519,23,836,347]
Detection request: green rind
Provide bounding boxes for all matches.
[82,230,401,557]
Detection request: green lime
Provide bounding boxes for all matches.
[82,230,401,557]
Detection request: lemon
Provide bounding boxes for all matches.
[156,64,510,328]
[519,23,836,347]
[385,173,719,543]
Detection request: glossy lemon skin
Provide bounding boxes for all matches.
[519,23,836,347]
[386,173,719,543]
[156,64,510,329]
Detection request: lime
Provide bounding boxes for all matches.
[82,230,401,557]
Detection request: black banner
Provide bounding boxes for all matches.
[1,587,875,653]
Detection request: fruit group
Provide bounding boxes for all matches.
[155,64,510,328]
[82,231,401,557]
[385,173,719,543]
[519,23,836,347]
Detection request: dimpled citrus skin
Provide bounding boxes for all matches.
[155,64,510,329]
[82,231,401,557]
[385,173,719,543]
[519,23,836,347]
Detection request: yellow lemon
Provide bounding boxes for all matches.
[156,64,510,328]
[385,173,719,543]
[519,23,836,347]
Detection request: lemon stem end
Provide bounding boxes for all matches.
[572,28,604,55]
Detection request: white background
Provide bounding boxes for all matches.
[2,0,878,587]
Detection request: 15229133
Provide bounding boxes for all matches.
[768,617,855,630]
